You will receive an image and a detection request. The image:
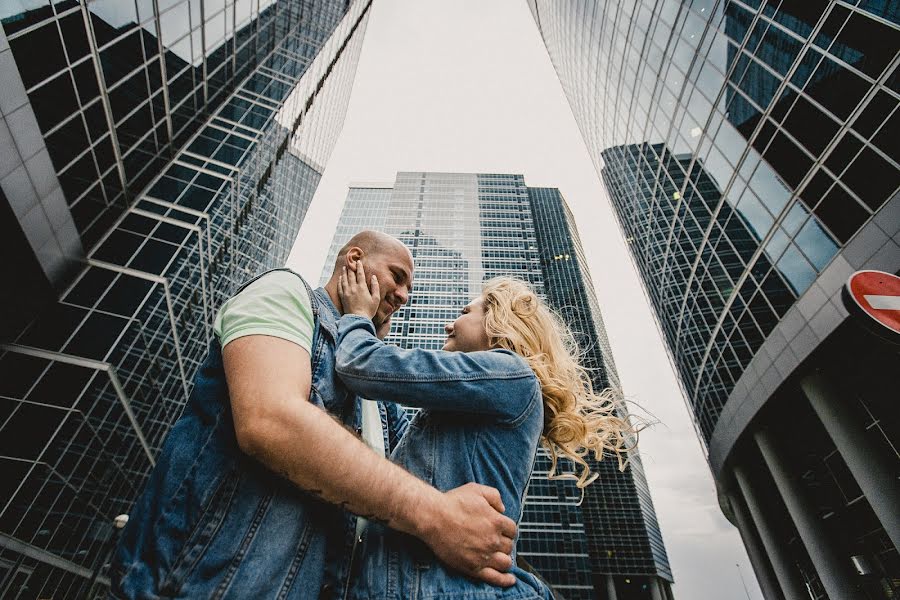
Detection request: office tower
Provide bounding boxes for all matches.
[0,1,371,596]
[321,172,674,600]
[530,1,899,598]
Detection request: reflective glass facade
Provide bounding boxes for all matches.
[0,1,370,596]
[529,0,899,449]
[323,173,673,600]
[530,1,899,597]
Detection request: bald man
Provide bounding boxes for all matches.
[111,231,517,599]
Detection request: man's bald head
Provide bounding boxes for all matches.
[332,230,411,275]
[325,230,414,326]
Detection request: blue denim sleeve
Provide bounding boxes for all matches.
[335,315,540,423]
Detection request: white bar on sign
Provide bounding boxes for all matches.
[864,294,900,310]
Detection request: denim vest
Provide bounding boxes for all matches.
[335,315,551,600]
[111,270,406,599]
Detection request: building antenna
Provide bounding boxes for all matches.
[737,563,752,600]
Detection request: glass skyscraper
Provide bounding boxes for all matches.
[530,1,899,598]
[0,1,371,596]
[321,172,674,600]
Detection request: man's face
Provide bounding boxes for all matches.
[362,244,414,326]
[442,298,492,353]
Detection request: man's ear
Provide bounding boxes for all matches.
[345,247,363,271]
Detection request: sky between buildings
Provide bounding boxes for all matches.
[287,1,765,598]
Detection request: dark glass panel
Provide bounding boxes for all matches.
[806,57,869,120]
[97,276,154,316]
[0,3,53,35]
[58,152,99,202]
[58,11,91,62]
[64,311,129,361]
[46,116,91,168]
[870,109,897,157]
[763,130,812,188]
[789,46,823,90]
[99,30,146,87]
[92,229,143,265]
[64,268,117,307]
[84,100,110,141]
[70,194,107,234]
[154,222,191,244]
[813,4,850,49]
[0,402,65,460]
[93,137,117,172]
[29,363,96,407]
[799,170,834,210]
[8,22,67,89]
[168,66,197,105]
[841,146,899,210]
[117,103,154,147]
[754,117,778,150]
[120,213,157,235]
[824,133,864,175]
[783,95,840,155]
[109,70,150,124]
[772,0,823,37]
[832,11,899,79]
[762,270,794,318]
[858,0,900,25]
[29,73,79,133]
[72,59,101,103]
[129,238,177,275]
[148,174,188,201]
[852,91,895,139]
[814,185,870,243]
[769,88,795,122]
[885,62,900,94]
[17,303,86,351]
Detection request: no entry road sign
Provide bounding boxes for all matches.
[842,270,900,342]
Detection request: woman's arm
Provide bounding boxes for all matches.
[335,314,539,423]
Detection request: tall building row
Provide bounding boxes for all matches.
[320,172,674,600]
[0,1,371,596]
[529,1,899,598]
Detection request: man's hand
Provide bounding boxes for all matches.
[413,483,517,587]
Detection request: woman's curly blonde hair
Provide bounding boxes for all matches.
[480,277,637,488]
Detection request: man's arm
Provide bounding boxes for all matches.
[224,334,517,586]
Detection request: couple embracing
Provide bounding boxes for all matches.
[111,230,632,599]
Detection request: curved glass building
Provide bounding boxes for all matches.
[0,1,370,595]
[529,1,899,598]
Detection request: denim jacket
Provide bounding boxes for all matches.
[335,314,551,600]
[110,270,407,599]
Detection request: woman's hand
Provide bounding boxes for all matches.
[338,260,380,320]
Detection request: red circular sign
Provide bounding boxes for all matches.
[845,270,900,335]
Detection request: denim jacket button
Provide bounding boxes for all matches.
[319,583,334,600]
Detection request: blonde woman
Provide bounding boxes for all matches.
[334,262,633,599]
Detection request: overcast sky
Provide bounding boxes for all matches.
[287,1,764,598]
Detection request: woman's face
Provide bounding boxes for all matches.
[442,298,492,353]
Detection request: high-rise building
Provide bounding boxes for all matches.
[530,1,899,598]
[0,1,371,596]
[320,172,674,600]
